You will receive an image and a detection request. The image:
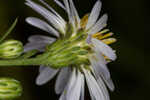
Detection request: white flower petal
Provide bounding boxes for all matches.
[97,77,110,100]
[86,0,102,30]
[88,14,108,34]
[24,42,47,52]
[63,0,70,17]
[39,0,66,25]
[100,77,115,91]
[59,69,76,100]
[24,35,55,52]
[36,66,59,85]
[89,54,111,81]
[69,0,80,28]
[28,35,56,43]
[95,55,115,91]
[92,38,117,60]
[91,45,115,91]
[25,0,65,33]
[39,65,46,73]
[84,69,105,100]
[55,67,71,94]
[63,0,73,24]
[26,17,59,37]
[66,70,82,100]
[80,73,85,100]
[54,0,66,10]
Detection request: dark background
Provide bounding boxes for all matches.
[0,0,148,100]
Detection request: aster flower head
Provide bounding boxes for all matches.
[25,0,117,100]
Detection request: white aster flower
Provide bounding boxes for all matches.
[24,0,117,100]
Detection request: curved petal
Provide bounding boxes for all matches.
[62,0,77,29]
[66,70,82,100]
[39,65,46,73]
[80,73,85,100]
[55,67,71,94]
[100,77,115,91]
[92,38,117,60]
[54,0,66,10]
[28,35,56,43]
[69,0,80,28]
[26,17,59,37]
[86,0,102,30]
[24,35,56,52]
[39,0,66,25]
[36,66,59,85]
[97,77,110,100]
[59,69,76,100]
[91,46,115,91]
[63,0,72,22]
[25,0,66,33]
[89,54,110,81]
[91,54,115,91]
[83,69,105,100]
[24,42,47,52]
[88,14,108,35]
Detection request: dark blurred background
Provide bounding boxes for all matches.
[0,0,148,100]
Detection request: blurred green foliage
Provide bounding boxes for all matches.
[0,0,148,100]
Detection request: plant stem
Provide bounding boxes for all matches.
[0,58,43,66]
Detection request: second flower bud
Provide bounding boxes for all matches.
[0,40,23,59]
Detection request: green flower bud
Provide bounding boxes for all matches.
[0,40,23,59]
[0,78,22,100]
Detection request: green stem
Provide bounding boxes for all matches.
[0,58,42,66]
[0,51,51,67]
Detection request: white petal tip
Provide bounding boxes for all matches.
[36,78,45,86]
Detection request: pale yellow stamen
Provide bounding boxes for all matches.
[99,29,110,34]
[92,32,102,38]
[102,38,117,45]
[100,32,114,39]
[93,32,113,39]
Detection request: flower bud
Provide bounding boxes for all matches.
[0,40,23,59]
[0,78,22,100]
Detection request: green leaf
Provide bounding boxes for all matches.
[0,18,18,43]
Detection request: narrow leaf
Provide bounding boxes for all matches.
[0,18,18,43]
